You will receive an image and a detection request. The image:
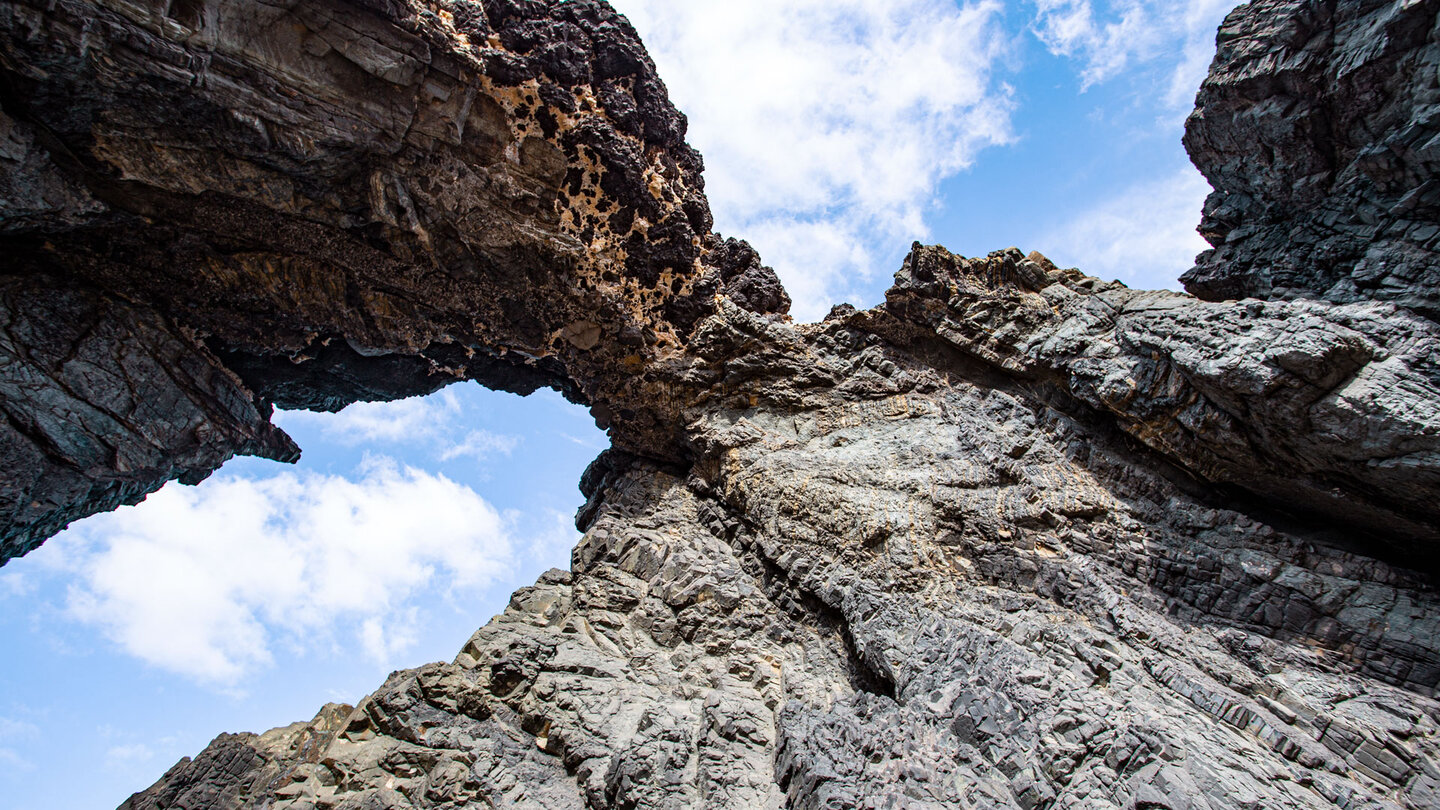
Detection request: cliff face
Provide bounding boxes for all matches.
[121,258,1440,809]
[1183,0,1440,318]
[2,0,1440,808]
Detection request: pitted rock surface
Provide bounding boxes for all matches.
[0,0,1437,808]
[0,0,786,560]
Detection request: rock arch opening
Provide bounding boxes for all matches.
[4,0,1440,808]
[0,382,606,805]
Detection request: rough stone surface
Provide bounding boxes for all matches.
[0,0,788,553]
[0,0,1436,808]
[0,272,298,561]
[117,303,1440,806]
[883,245,1440,560]
[120,703,352,810]
[1183,0,1440,318]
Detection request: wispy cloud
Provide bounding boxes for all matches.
[1023,1,1238,290]
[616,0,1017,320]
[359,608,420,666]
[54,458,517,684]
[0,717,39,739]
[0,747,35,773]
[0,717,38,774]
[1032,167,1211,288]
[516,508,582,567]
[275,388,520,464]
[1030,0,1242,107]
[0,568,32,597]
[274,390,461,445]
[103,743,154,771]
[439,430,520,463]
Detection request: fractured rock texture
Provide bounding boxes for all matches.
[0,0,1437,808]
[0,0,786,559]
[124,280,1440,807]
[1184,0,1440,317]
[0,272,298,559]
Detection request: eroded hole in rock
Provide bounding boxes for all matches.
[164,0,204,29]
[0,383,606,807]
[4,0,1440,807]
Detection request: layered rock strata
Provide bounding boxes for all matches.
[0,0,1437,808]
[125,244,1440,809]
[0,0,786,561]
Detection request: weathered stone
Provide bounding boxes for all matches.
[0,0,1436,808]
[0,0,789,551]
[1184,0,1440,319]
[0,272,298,562]
[881,244,1440,560]
[120,703,352,810]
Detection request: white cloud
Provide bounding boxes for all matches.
[0,568,31,597]
[359,608,420,665]
[103,743,154,771]
[615,0,1016,320]
[1030,0,1241,105]
[0,747,34,773]
[1031,167,1211,289]
[1020,2,1238,289]
[0,717,37,773]
[439,430,520,463]
[274,389,461,445]
[516,508,582,567]
[1162,0,1245,110]
[0,717,39,739]
[55,458,516,684]
[274,389,522,464]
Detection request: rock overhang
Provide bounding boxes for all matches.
[4,1,1440,806]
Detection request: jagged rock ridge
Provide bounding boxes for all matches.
[0,0,1438,808]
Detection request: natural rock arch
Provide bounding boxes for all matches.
[2,0,1440,807]
[0,0,786,562]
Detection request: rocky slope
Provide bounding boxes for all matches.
[120,250,1440,809]
[1,0,1438,808]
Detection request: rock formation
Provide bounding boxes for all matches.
[0,0,786,561]
[1,0,1438,808]
[1183,0,1440,319]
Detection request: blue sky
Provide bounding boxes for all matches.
[0,1,1240,807]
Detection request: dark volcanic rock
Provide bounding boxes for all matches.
[119,703,352,810]
[120,292,1440,807]
[0,0,1438,808]
[0,0,787,552]
[1183,0,1440,318]
[0,272,298,562]
[883,244,1440,560]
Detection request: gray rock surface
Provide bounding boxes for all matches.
[0,0,1435,808]
[1183,0,1440,318]
[883,245,1440,558]
[122,288,1440,806]
[0,272,298,561]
